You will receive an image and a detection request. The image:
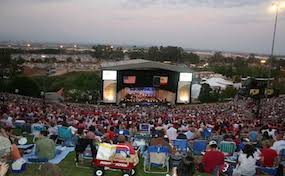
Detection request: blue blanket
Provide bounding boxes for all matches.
[23,145,74,164]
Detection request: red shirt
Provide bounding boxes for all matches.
[202,150,225,173]
[106,131,116,141]
[261,148,278,167]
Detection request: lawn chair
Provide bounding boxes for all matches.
[143,145,170,174]
[257,166,278,176]
[57,126,73,146]
[173,139,189,153]
[171,139,190,168]
[219,141,236,156]
[202,128,212,140]
[191,140,208,155]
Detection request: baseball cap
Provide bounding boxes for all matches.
[209,141,217,146]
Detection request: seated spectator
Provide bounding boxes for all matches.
[149,130,173,154]
[185,127,195,140]
[271,133,285,154]
[260,140,278,167]
[48,123,58,141]
[233,144,259,176]
[105,126,116,142]
[248,129,259,143]
[201,141,224,174]
[176,130,187,140]
[35,130,56,160]
[116,135,138,165]
[175,154,195,176]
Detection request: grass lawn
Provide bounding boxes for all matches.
[9,129,207,176]
[9,151,210,176]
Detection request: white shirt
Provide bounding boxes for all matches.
[271,140,285,154]
[166,127,177,141]
[237,153,258,176]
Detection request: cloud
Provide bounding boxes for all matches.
[122,0,268,8]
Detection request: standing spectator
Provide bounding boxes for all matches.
[166,124,177,142]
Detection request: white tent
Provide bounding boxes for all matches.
[203,77,233,90]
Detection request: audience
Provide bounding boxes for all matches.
[0,93,285,175]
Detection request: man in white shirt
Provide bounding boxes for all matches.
[271,133,285,154]
[166,125,177,141]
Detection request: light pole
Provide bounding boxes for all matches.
[267,1,284,94]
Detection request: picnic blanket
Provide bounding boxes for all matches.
[23,145,74,164]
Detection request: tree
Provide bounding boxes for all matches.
[0,49,22,79]
[220,86,237,100]
[181,52,200,64]
[198,83,212,103]
[8,76,40,97]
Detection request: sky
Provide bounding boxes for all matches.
[0,0,284,55]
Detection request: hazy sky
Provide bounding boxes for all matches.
[0,0,284,54]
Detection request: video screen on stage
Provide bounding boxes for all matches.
[160,76,168,85]
[123,76,136,84]
[102,70,117,81]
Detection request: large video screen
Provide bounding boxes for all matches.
[103,80,117,103]
[102,70,117,81]
[123,76,136,84]
[179,73,192,82]
[177,81,190,103]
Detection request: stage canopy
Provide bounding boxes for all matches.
[101,59,192,73]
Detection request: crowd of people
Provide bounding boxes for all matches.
[0,92,284,176]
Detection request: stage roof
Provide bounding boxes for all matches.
[101,59,192,73]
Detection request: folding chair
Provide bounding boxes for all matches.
[191,140,208,155]
[171,139,190,168]
[257,166,278,176]
[57,126,73,146]
[202,128,212,140]
[143,145,170,174]
[173,139,189,153]
[219,141,236,156]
